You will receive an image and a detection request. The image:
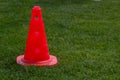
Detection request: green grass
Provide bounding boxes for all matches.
[0,0,120,80]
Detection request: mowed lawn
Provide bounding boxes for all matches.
[0,0,120,80]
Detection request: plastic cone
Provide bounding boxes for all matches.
[16,6,58,66]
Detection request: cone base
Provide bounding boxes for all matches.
[16,55,58,66]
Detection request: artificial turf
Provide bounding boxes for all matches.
[0,0,120,80]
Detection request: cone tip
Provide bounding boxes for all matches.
[32,6,41,11]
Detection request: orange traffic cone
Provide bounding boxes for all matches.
[16,6,58,66]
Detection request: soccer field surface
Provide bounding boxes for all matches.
[0,0,120,80]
